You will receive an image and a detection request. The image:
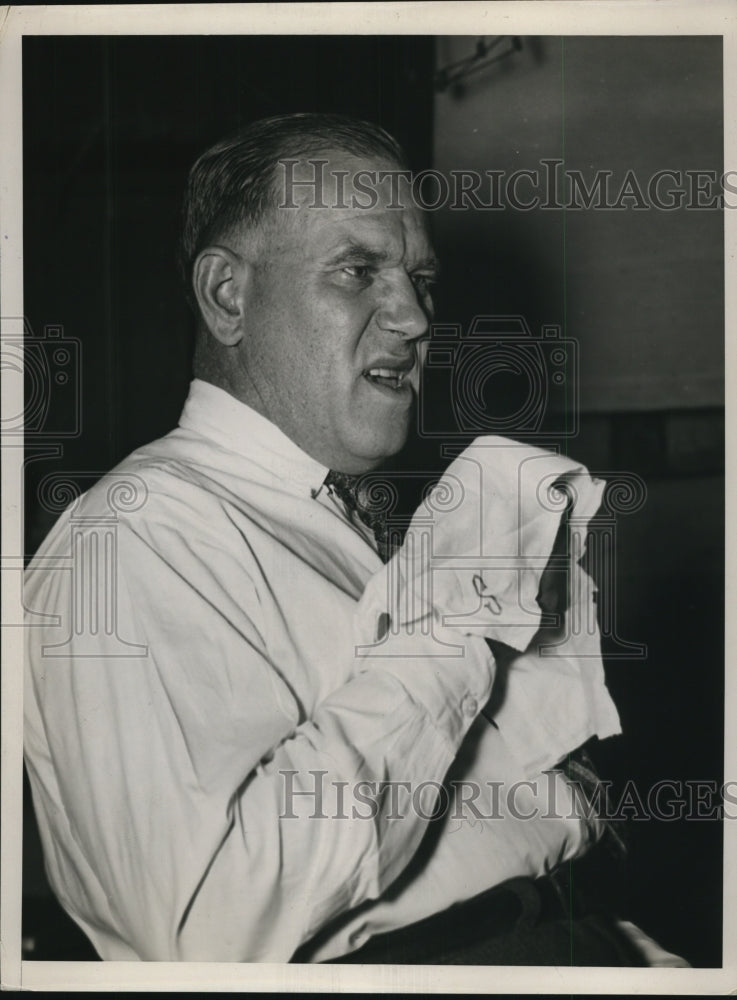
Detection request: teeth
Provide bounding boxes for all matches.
[368,368,405,383]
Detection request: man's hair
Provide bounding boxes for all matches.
[179,112,408,296]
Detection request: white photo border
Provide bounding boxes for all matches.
[1,1,735,992]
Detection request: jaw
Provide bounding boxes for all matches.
[318,379,413,473]
[354,380,413,455]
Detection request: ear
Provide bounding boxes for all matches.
[192,245,250,346]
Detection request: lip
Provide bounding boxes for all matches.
[362,353,417,401]
[362,376,413,401]
[364,354,416,376]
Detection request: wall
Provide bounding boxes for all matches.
[432,35,724,967]
[432,35,723,412]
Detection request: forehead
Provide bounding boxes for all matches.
[271,150,434,262]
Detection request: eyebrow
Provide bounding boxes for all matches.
[412,255,442,277]
[324,239,441,276]
[324,241,389,268]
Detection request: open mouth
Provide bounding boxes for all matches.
[364,366,410,391]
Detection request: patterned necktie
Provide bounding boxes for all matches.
[323,470,397,563]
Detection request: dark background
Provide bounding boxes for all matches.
[22,36,724,967]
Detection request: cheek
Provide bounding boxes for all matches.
[253,276,374,381]
[331,303,375,364]
[293,323,366,391]
[259,318,333,398]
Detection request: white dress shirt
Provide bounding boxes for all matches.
[24,379,603,963]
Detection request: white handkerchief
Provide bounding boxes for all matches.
[357,436,621,776]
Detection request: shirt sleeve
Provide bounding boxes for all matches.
[24,503,494,962]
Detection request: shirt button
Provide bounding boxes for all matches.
[461,694,478,717]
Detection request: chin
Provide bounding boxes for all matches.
[335,429,407,474]
[357,435,408,471]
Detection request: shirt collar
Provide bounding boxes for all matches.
[178,378,329,497]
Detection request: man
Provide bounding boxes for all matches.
[23,113,683,965]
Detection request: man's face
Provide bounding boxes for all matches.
[232,151,437,474]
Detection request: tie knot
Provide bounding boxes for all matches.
[324,470,396,562]
[324,469,361,509]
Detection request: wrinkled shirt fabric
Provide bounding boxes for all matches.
[23,379,619,962]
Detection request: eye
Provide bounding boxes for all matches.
[412,273,437,295]
[342,264,373,281]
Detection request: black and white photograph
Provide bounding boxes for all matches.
[1,1,734,992]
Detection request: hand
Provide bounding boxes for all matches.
[615,920,691,967]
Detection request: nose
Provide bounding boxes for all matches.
[375,272,431,341]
